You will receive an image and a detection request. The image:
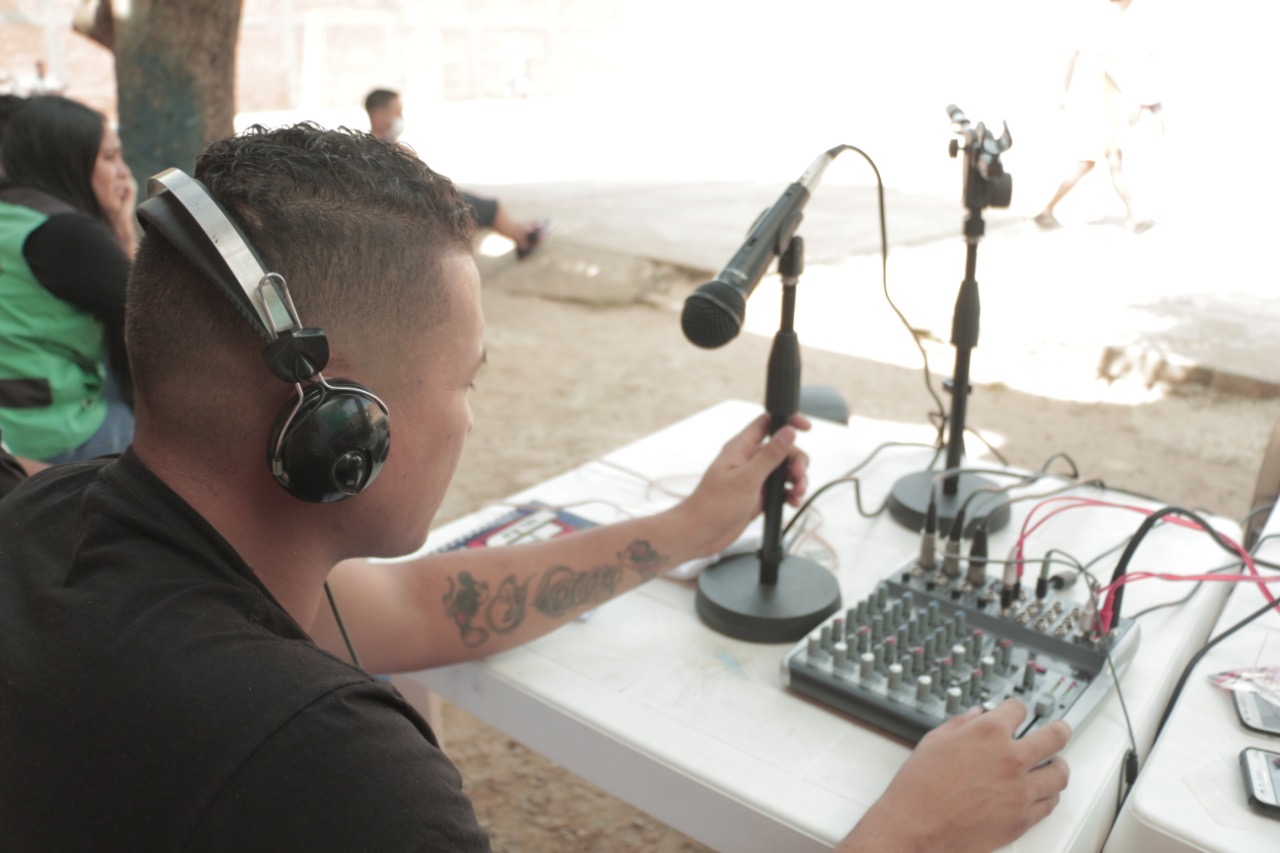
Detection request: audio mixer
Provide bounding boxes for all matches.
[783,558,1140,742]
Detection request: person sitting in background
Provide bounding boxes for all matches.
[0,95,137,466]
[364,88,551,260]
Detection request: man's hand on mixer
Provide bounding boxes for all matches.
[838,698,1072,852]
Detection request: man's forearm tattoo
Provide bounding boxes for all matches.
[442,571,529,647]
[534,564,622,618]
[618,540,666,581]
[441,539,669,645]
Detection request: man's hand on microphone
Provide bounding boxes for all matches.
[670,413,811,559]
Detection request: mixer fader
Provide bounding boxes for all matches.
[783,558,1140,742]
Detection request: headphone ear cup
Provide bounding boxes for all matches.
[269,381,391,503]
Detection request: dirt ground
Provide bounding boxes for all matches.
[417,246,1280,852]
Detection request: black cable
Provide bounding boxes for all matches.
[1126,563,1244,622]
[1043,524,1137,592]
[1066,571,1142,810]
[780,440,939,537]
[1250,531,1280,571]
[1243,500,1278,551]
[782,476,881,541]
[1106,506,1255,626]
[962,426,1009,467]
[843,440,940,479]
[1059,500,1223,595]
[950,457,1091,531]
[1041,547,1087,590]
[1035,452,1081,481]
[1242,502,1275,530]
[1250,531,1280,552]
[324,580,363,669]
[841,145,948,435]
[1146,522,1280,742]
[1154,594,1279,743]
[1109,654,1141,809]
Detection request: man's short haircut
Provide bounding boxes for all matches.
[126,123,475,425]
[364,89,399,113]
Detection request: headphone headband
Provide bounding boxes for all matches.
[133,167,391,503]
[137,169,331,383]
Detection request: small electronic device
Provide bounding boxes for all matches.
[1239,747,1280,818]
[783,557,1140,742]
[1234,691,1280,738]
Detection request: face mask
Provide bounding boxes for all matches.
[388,117,405,142]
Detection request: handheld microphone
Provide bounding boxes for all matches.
[680,146,843,348]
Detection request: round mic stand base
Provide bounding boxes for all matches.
[695,553,841,643]
[886,469,1011,536]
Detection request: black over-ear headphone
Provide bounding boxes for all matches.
[135,168,391,503]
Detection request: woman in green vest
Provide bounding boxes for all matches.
[0,95,136,465]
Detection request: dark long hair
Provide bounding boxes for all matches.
[0,95,106,220]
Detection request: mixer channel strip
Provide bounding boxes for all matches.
[783,560,1140,742]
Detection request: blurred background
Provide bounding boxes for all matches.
[3,0,1274,209]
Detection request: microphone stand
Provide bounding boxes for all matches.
[887,109,1013,537]
[696,236,841,643]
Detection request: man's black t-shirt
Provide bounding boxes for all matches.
[0,451,489,850]
[0,429,24,498]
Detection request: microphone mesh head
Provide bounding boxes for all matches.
[681,281,745,349]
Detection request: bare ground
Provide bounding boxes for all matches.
[420,246,1280,852]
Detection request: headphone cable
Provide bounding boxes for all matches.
[324,580,363,669]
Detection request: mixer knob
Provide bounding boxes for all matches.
[981,655,997,684]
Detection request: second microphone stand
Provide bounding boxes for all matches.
[887,111,1013,537]
[696,236,842,643]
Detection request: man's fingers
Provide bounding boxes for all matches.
[785,448,810,504]
[722,414,813,460]
[722,414,772,457]
[1018,719,1071,766]
[1024,760,1069,832]
[980,697,1031,734]
[1027,755,1070,802]
[1023,790,1062,834]
[716,414,812,496]
[748,426,796,477]
[924,705,983,739]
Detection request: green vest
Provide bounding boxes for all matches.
[0,200,107,459]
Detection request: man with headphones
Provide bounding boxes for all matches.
[0,124,1069,850]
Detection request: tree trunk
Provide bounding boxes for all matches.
[77,0,243,186]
